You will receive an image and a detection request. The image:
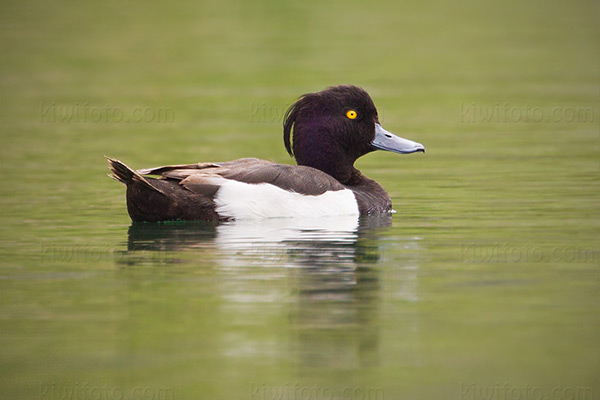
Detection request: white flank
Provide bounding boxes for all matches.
[214,180,359,220]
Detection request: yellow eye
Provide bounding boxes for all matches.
[346,110,357,119]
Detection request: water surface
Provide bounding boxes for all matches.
[1,0,598,399]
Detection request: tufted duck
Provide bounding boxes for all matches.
[108,85,424,222]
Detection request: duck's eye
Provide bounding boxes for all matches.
[346,110,358,120]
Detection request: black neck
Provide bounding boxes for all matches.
[295,150,356,184]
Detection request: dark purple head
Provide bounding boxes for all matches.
[283,85,425,183]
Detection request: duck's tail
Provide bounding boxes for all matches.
[106,157,164,194]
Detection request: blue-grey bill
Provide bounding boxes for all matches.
[371,123,425,154]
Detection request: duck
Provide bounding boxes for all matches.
[107,85,425,222]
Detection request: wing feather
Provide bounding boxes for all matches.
[136,158,345,196]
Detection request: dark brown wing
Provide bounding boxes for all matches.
[137,158,346,196]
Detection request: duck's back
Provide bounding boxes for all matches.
[108,157,360,221]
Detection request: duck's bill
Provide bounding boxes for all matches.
[371,123,425,154]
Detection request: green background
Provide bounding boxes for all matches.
[1,0,598,399]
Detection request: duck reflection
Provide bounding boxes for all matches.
[122,214,417,368]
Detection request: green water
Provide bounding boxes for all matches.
[1,0,599,399]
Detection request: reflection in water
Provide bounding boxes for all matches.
[213,215,389,367]
[122,214,419,368]
[125,220,218,252]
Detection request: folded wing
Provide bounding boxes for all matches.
[136,158,347,196]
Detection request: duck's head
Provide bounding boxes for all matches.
[284,85,425,184]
